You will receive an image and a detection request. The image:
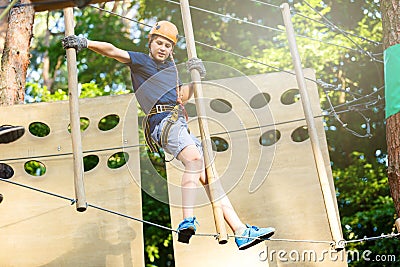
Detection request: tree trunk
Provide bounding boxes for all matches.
[42,12,52,91]
[380,0,400,217]
[0,0,35,106]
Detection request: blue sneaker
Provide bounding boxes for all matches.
[235,224,275,250]
[177,217,198,244]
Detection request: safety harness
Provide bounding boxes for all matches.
[143,104,181,153]
[143,54,203,155]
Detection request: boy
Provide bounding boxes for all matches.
[62,20,275,250]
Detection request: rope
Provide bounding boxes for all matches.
[88,4,151,28]
[196,38,365,97]
[1,103,380,164]
[302,0,383,63]
[344,233,400,244]
[293,12,381,46]
[164,0,283,33]
[163,0,381,57]
[0,0,383,55]
[253,0,383,48]
[87,203,177,232]
[322,86,372,138]
[0,177,177,233]
[2,1,380,148]
[1,177,398,248]
[250,0,281,9]
[0,144,145,162]
[86,3,379,97]
[0,3,382,165]
[0,177,76,204]
[0,0,18,20]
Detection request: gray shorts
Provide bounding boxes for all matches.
[151,115,203,158]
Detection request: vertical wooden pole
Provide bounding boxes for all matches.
[395,218,400,233]
[179,0,228,244]
[280,3,344,250]
[64,7,87,212]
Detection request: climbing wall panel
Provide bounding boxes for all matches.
[0,94,144,267]
[167,69,347,266]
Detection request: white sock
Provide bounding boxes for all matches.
[234,225,247,236]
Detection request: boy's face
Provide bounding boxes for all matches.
[149,35,174,62]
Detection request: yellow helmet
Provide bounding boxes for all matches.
[149,21,179,45]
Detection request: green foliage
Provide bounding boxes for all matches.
[107,152,130,169]
[28,121,51,137]
[83,155,100,172]
[334,152,397,266]
[25,82,68,102]
[98,114,120,131]
[140,144,174,267]
[24,160,46,176]
[142,190,174,267]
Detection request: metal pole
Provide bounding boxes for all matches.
[64,7,87,212]
[280,3,344,250]
[179,0,228,244]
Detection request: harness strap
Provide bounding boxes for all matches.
[160,120,173,149]
[159,105,180,148]
[148,104,176,115]
[142,115,159,153]
[143,104,180,153]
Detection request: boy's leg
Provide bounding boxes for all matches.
[176,144,202,243]
[199,174,246,233]
[164,118,275,248]
[177,144,203,219]
[174,132,247,241]
[199,156,275,250]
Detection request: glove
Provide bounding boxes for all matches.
[186,57,206,79]
[62,35,88,52]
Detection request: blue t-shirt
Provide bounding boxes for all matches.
[126,51,180,132]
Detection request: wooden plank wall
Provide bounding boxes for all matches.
[167,69,347,267]
[0,94,144,267]
[0,70,347,266]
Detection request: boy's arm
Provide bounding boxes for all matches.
[87,40,130,63]
[62,35,130,63]
[180,83,195,103]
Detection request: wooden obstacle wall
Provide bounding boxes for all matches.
[167,69,347,266]
[0,70,347,266]
[0,94,144,267]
